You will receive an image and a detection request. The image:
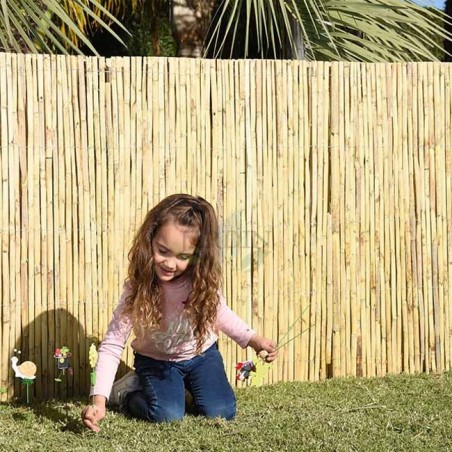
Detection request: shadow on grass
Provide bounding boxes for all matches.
[37,400,86,433]
[7,308,134,433]
[1,398,85,433]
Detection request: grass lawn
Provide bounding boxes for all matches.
[1,372,451,451]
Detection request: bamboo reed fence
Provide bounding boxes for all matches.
[0,53,451,401]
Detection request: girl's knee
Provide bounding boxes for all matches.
[148,405,185,423]
[199,401,236,420]
[126,393,185,423]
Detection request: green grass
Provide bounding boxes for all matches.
[1,373,452,451]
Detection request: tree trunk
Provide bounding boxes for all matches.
[171,0,215,57]
[289,17,306,60]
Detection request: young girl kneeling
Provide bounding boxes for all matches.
[82,194,277,432]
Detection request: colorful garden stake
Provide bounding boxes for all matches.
[236,351,271,387]
[89,343,98,405]
[54,346,73,382]
[11,349,37,404]
[236,360,256,381]
[236,305,313,387]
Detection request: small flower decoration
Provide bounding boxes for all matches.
[89,343,98,369]
[89,343,98,387]
[54,346,73,382]
[88,343,98,406]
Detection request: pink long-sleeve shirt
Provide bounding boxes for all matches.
[93,275,255,400]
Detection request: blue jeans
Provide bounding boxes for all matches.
[124,343,236,422]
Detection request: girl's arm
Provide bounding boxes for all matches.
[215,295,277,361]
[91,288,133,399]
[82,287,133,431]
[215,296,255,347]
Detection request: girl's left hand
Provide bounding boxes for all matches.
[247,334,278,363]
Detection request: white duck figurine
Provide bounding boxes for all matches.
[11,350,37,380]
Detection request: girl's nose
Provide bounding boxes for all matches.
[163,258,176,271]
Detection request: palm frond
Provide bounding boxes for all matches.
[206,0,452,61]
[312,0,452,61]
[0,0,129,55]
[208,0,304,58]
[58,0,130,47]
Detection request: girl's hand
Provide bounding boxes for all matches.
[247,334,278,363]
[81,397,106,432]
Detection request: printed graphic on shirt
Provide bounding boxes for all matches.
[150,313,194,354]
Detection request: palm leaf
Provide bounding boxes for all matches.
[0,0,129,55]
[58,0,129,47]
[207,0,452,61]
[3,0,80,53]
[315,0,452,61]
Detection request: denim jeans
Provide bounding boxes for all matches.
[124,343,236,422]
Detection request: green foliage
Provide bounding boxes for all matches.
[157,21,177,58]
[88,1,176,57]
[1,373,452,451]
[126,11,176,57]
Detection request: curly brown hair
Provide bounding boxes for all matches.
[122,194,223,353]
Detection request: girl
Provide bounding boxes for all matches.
[82,194,277,432]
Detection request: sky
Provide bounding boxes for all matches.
[414,0,445,9]
[433,0,445,7]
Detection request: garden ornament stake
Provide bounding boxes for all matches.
[54,346,73,382]
[11,349,37,404]
[89,343,98,406]
[236,304,313,386]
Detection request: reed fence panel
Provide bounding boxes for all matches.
[0,54,451,400]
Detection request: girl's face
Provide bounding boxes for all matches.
[152,221,198,282]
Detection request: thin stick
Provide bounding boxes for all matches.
[275,324,316,352]
[277,303,311,347]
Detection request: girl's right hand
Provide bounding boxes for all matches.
[81,398,106,432]
[247,334,278,363]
